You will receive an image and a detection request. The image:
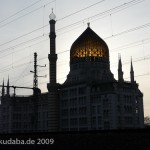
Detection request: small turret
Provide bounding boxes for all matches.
[118,54,124,82]
[2,79,5,97]
[130,57,135,84]
[7,76,10,96]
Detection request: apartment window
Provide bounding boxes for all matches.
[61,100,68,107]
[70,118,77,126]
[118,116,121,124]
[79,107,86,115]
[98,116,101,125]
[78,87,86,95]
[62,109,68,116]
[62,90,68,97]
[92,106,96,115]
[125,116,133,124]
[117,105,121,113]
[92,117,96,125]
[62,119,68,127]
[70,88,77,97]
[104,110,109,118]
[97,105,101,114]
[79,117,87,126]
[70,98,77,106]
[103,98,109,107]
[136,107,139,114]
[124,106,132,113]
[79,96,86,105]
[104,121,110,129]
[92,95,99,104]
[70,108,77,116]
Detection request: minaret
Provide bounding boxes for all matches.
[47,9,59,132]
[7,76,10,96]
[2,79,5,97]
[130,57,135,84]
[118,54,124,82]
[47,9,57,87]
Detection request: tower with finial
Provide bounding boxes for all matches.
[7,76,10,96]
[130,57,135,84]
[47,8,57,87]
[2,79,5,97]
[118,54,124,82]
[47,9,59,132]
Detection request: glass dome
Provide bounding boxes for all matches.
[70,27,109,64]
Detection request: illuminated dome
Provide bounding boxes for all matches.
[70,26,109,64]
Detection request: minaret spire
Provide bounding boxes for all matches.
[7,75,10,96]
[47,8,57,88]
[2,79,5,97]
[47,9,59,132]
[118,54,124,82]
[130,57,134,83]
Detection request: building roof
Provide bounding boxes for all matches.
[70,26,109,64]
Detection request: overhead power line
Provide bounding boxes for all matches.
[58,0,106,21]
[16,70,150,89]
[0,35,45,54]
[56,0,145,32]
[111,37,150,52]
[0,0,42,24]
[0,24,49,47]
[0,0,144,47]
[0,0,105,47]
[0,0,149,82]
[88,0,145,22]
[0,38,49,59]
[105,22,150,40]
[0,0,56,29]
[1,53,149,83]
[1,18,150,55]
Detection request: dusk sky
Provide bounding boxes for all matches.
[0,0,150,116]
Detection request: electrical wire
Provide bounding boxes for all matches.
[0,0,42,24]
[0,0,105,47]
[0,0,56,29]
[0,0,149,93]
[58,0,106,21]
[1,17,150,57]
[1,53,149,85]
[0,0,144,48]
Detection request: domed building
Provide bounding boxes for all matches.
[58,24,144,131]
[65,25,114,85]
[0,12,144,133]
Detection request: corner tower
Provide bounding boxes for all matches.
[130,57,135,84]
[118,55,124,83]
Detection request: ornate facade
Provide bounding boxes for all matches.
[0,11,144,133]
[59,24,144,131]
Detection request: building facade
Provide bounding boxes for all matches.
[59,24,144,131]
[0,83,49,133]
[0,11,144,133]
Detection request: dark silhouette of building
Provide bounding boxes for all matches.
[0,11,144,133]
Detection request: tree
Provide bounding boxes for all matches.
[144,116,150,127]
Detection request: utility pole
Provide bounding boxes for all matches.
[30,52,46,132]
[30,52,46,95]
[34,52,38,89]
